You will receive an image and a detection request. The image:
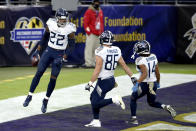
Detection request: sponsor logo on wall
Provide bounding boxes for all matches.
[10,17,45,55]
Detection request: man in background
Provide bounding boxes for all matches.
[83,0,104,68]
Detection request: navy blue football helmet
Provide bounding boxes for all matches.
[131,40,151,59]
[100,30,114,45]
[55,8,69,27]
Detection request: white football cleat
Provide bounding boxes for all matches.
[85,119,101,127]
[164,105,177,118]
[112,95,125,110]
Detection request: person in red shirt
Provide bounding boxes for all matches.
[83,0,104,68]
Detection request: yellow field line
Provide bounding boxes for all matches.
[0,72,50,84]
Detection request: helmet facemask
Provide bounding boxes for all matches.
[56,17,68,27]
[55,8,69,27]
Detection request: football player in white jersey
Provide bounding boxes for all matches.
[84,30,133,127]
[128,40,176,124]
[23,8,76,113]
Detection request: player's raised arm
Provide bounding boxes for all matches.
[118,56,133,78]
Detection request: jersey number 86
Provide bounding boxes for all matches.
[105,54,118,70]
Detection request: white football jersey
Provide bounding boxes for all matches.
[95,46,121,79]
[135,54,158,82]
[46,18,76,50]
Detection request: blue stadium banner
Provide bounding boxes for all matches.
[71,5,177,64]
[2,5,196,66]
[0,6,52,66]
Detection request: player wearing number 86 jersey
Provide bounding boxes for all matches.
[23,8,76,113]
[95,46,121,80]
[84,30,133,127]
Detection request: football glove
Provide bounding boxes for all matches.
[155,82,160,89]
[85,81,94,92]
[132,82,139,93]
[131,77,137,85]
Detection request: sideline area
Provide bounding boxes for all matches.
[0,73,196,123]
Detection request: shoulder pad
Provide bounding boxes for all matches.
[95,46,104,54]
[150,53,157,59]
[47,18,56,26]
[50,18,56,21]
[116,46,121,52]
[135,57,142,64]
[66,22,76,32]
[67,22,76,28]
[48,18,56,22]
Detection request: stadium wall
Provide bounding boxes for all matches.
[0,5,196,66]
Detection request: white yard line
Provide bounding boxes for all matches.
[0,73,196,123]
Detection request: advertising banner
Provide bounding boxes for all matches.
[72,5,177,64]
[0,5,180,66]
[176,6,196,63]
[0,6,52,66]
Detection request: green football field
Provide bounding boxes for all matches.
[0,63,195,100]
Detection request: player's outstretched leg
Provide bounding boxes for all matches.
[23,95,32,107]
[41,98,48,113]
[112,95,125,110]
[164,105,177,118]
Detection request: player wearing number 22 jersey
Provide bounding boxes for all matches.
[127,40,177,125]
[23,8,76,113]
[84,30,133,128]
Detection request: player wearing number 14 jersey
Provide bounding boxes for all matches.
[84,30,133,127]
[23,8,76,113]
[127,40,176,125]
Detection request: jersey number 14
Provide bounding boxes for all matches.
[147,61,156,78]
